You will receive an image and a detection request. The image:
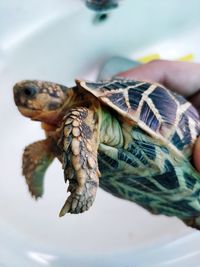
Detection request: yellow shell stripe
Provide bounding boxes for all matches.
[134,83,162,126]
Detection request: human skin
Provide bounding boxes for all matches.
[115,59,200,172]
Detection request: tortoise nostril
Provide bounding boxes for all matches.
[23,86,37,97]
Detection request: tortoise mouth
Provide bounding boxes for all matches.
[18,106,63,124]
[17,106,42,120]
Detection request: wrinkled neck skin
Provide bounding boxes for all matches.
[99,107,124,148]
[41,86,124,148]
[40,87,77,126]
[40,86,98,137]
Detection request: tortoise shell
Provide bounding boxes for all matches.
[77,79,200,226]
[78,79,200,155]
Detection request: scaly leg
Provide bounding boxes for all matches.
[22,138,55,198]
[59,107,100,215]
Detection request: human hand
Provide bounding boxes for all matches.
[115,59,200,172]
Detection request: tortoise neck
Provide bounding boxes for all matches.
[62,87,124,148]
[46,87,89,125]
[38,86,100,127]
[99,107,123,148]
[61,86,92,110]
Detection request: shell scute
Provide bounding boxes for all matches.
[152,160,179,190]
[107,92,128,111]
[184,173,197,190]
[139,101,160,131]
[128,85,145,110]
[117,149,139,168]
[134,139,156,160]
[148,86,178,125]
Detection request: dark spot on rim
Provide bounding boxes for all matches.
[98,13,108,21]
[93,13,109,24]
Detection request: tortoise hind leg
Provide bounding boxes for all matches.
[23,138,55,198]
[59,107,100,215]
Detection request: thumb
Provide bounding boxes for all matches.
[193,137,200,173]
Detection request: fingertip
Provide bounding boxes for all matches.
[192,137,200,173]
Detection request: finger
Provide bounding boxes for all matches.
[188,90,200,114]
[115,60,164,84]
[193,137,200,173]
[116,60,200,97]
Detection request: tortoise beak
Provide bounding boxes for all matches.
[16,106,40,119]
[13,83,40,119]
[13,83,22,107]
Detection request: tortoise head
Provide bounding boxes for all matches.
[13,80,71,123]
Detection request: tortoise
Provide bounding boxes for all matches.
[13,78,200,230]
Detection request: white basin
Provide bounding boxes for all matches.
[1,0,200,266]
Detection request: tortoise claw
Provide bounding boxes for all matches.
[59,190,95,216]
[59,199,71,216]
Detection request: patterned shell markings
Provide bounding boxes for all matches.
[77,79,200,226]
[78,79,200,156]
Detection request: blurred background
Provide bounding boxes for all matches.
[1,0,200,266]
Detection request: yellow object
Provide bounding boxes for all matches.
[137,53,194,63]
[138,54,160,63]
[178,54,194,62]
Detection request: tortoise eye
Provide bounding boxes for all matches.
[23,86,37,97]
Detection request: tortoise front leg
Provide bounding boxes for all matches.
[23,138,55,198]
[59,107,100,215]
